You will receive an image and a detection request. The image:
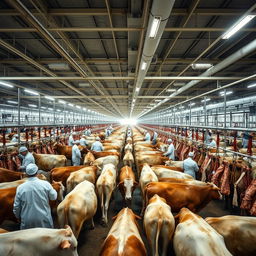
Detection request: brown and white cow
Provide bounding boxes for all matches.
[66,166,98,193]
[174,208,232,256]
[206,215,256,256]
[123,149,134,167]
[144,194,175,256]
[93,155,119,170]
[57,180,97,238]
[151,166,193,179]
[0,168,24,183]
[144,182,222,213]
[118,166,137,202]
[99,208,147,256]
[165,160,184,169]
[0,225,78,256]
[33,153,67,171]
[96,163,117,225]
[83,151,95,165]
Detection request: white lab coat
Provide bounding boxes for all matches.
[152,132,158,140]
[208,140,217,148]
[68,135,74,146]
[144,132,151,141]
[91,141,104,152]
[164,143,175,160]
[19,152,35,172]
[11,137,18,143]
[72,144,81,166]
[13,177,57,229]
[80,138,88,146]
[183,157,199,179]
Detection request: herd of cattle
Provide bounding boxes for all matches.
[0,125,255,255]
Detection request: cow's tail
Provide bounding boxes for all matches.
[155,215,162,256]
[63,204,69,227]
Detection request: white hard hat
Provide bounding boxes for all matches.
[19,146,28,153]
[26,163,38,176]
[96,137,100,141]
[188,152,194,157]
[167,138,172,143]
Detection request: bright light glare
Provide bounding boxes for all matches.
[119,118,137,126]
[149,16,161,39]
[141,61,147,70]
[222,15,255,39]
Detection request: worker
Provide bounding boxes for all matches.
[72,140,81,166]
[105,127,111,137]
[204,130,212,145]
[183,152,199,179]
[68,132,75,146]
[13,163,57,230]
[242,131,250,148]
[127,129,132,137]
[164,138,175,160]
[11,134,18,143]
[87,128,92,136]
[84,128,89,136]
[109,125,113,133]
[80,135,88,147]
[91,137,104,152]
[152,131,158,145]
[18,146,35,172]
[144,131,151,142]
[208,137,217,148]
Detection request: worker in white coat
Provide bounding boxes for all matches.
[72,140,81,166]
[164,138,175,160]
[91,137,104,152]
[80,135,88,147]
[68,132,75,146]
[144,131,151,142]
[183,152,199,179]
[13,163,57,230]
[152,131,158,145]
[18,146,35,172]
[11,134,18,143]
[208,138,217,148]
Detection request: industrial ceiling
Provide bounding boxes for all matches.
[0,0,256,119]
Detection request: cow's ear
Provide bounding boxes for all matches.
[134,181,139,186]
[117,181,124,188]
[52,180,57,184]
[112,214,118,220]
[64,225,72,237]
[134,214,141,220]
[59,240,71,249]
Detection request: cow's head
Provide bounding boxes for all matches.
[52,180,65,202]
[208,183,222,200]
[59,225,78,256]
[118,179,138,201]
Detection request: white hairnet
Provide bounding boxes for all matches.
[188,152,194,157]
[26,163,38,176]
[19,146,28,153]
[167,138,172,143]
[74,140,80,144]
[96,137,100,141]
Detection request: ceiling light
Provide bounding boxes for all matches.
[45,96,55,101]
[48,107,53,110]
[191,63,213,70]
[7,100,17,104]
[56,109,61,112]
[24,89,39,95]
[222,15,255,39]
[155,99,161,102]
[149,16,161,39]
[190,102,195,106]
[88,109,91,112]
[68,103,74,107]
[135,87,140,92]
[247,83,256,88]
[173,82,185,86]
[201,98,211,102]
[79,83,90,87]
[141,61,147,70]
[76,105,81,109]
[0,81,14,88]
[166,89,176,92]
[83,108,87,111]
[28,104,37,108]
[220,90,233,96]
[58,100,66,104]
[41,106,46,109]
[48,63,70,71]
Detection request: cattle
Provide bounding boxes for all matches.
[123,149,134,167]
[93,155,119,170]
[0,225,78,256]
[0,168,24,183]
[174,208,232,256]
[91,151,120,159]
[83,151,95,165]
[57,180,97,238]
[50,165,86,186]
[144,182,222,213]
[144,195,175,256]
[96,163,117,225]
[0,228,8,233]
[66,166,98,193]
[124,143,133,153]
[139,164,158,215]
[152,164,183,172]
[151,166,193,179]
[206,215,256,256]
[118,166,137,202]
[99,208,146,256]
[54,143,88,159]
[159,177,210,186]
[165,160,184,169]
[33,153,67,172]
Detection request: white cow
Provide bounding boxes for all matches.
[93,155,119,171]
[57,180,97,238]
[151,166,193,179]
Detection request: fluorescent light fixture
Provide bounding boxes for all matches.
[190,102,195,106]
[173,82,185,86]
[133,99,136,102]
[155,99,161,102]
[56,109,61,112]
[58,100,66,104]
[48,108,53,110]
[88,109,91,112]
[0,81,14,88]
[28,104,37,108]
[220,90,233,96]
[24,89,39,95]
[166,89,176,92]
[45,96,55,101]
[141,61,147,70]
[76,105,81,109]
[149,16,161,39]
[48,63,70,71]
[83,108,87,111]
[68,103,74,107]
[201,98,211,102]
[247,83,256,88]
[78,82,90,87]
[222,15,255,39]
[7,100,18,104]
[135,87,140,92]
[41,106,46,109]
[119,118,137,126]
[191,63,213,70]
